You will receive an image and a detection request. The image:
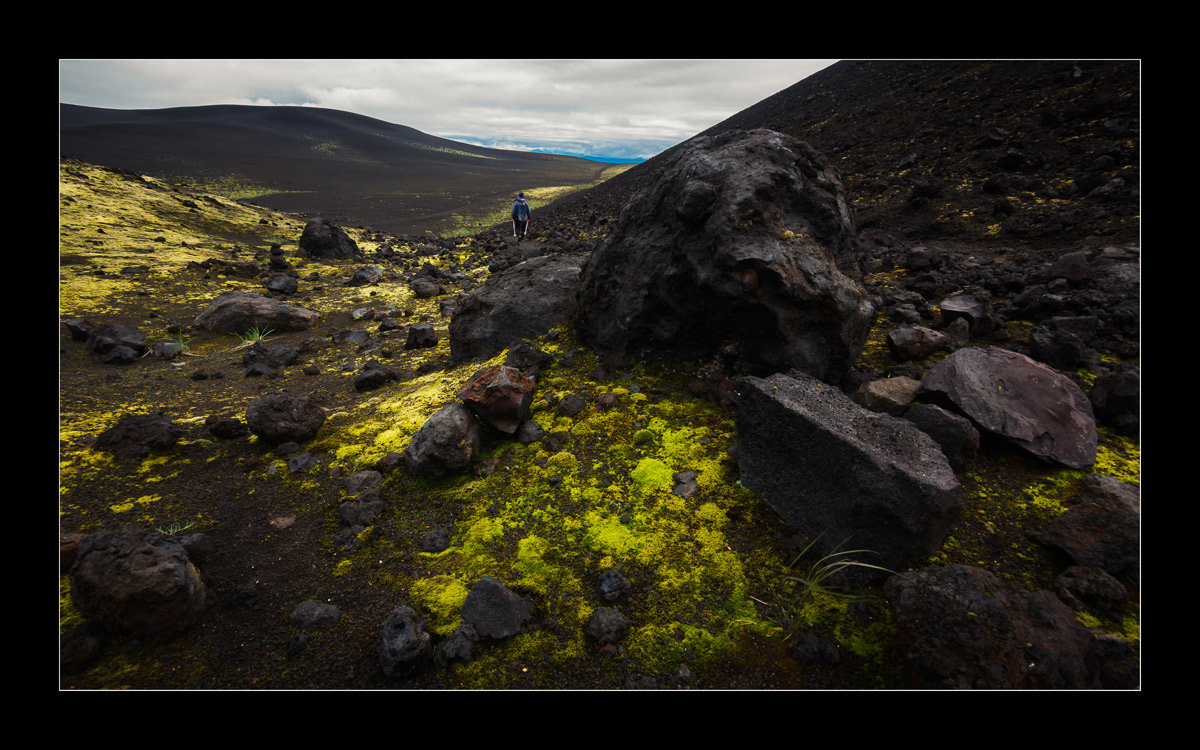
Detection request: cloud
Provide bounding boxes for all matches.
[59,59,837,160]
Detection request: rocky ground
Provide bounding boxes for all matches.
[58,60,1140,691]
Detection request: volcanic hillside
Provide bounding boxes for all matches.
[60,103,625,237]
[59,60,1141,691]
[542,59,1140,253]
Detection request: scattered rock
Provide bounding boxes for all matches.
[917,346,1098,469]
[597,569,629,602]
[505,341,555,377]
[94,413,181,460]
[405,323,438,350]
[354,360,399,391]
[1051,565,1130,617]
[885,564,1100,689]
[1029,494,1139,574]
[205,414,249,440]
[456,364,537,435]
[938,289,995,335]
[264,273,298,295]
[1089,367,1140,436]
[377,605,433,678]
[852,376,921,415]
[85,323,147,358]
[902,403,980,472]
[289,600,341,630]
[586,607,628,645]
[421,528,451,553]
[346,265,384,286]
[298,217,360,259]
[192,291,320,334]
[449,253,587,362]
[886,325,952,361]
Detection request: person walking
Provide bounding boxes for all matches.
[511,192,531,242]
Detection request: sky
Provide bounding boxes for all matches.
[58,59,838,162]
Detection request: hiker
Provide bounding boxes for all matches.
[511,192,531,242]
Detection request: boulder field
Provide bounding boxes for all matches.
[60,125,1139,689]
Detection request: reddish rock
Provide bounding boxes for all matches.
[457,365,536,435]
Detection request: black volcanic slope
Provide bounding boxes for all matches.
[543,59,1140,251]
[59,103,613,236]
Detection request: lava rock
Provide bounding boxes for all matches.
[917,346,1098,469]
[245,393,327,446]
[574,129,873,381]
[94,413,181,460]
[69,526,207,639]
[402,403,481,478]
[298,217,360,259]
[735,371,962,583]
[461,576,533,639]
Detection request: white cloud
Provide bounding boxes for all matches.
[59,58,837,160]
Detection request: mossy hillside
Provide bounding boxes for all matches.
[60,159,1138,688]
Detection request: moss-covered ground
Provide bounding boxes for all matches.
[59,160,1138,690]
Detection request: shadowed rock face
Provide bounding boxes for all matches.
[574,129,875,382]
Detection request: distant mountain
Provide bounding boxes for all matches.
[545,59,1140,251]
[59,103,615,236]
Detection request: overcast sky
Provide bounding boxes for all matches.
[58,59,838,162]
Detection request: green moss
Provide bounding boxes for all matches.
[1094,430,1140,485]
[410,575,471,636]
[631,457,673,492]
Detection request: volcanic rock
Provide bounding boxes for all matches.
[456,364,537,435]
[378,606,433,678]
[192,290,320,334]
[884,564,1099,689]
[574,129,874,381]
[85,323,147,357]
[244,392,327,445]
[916,347,1098,469]
[461,576,533,639]
[298,217,360,259]
[68,526,207,639]
[449,252,586,362]
[735,371,961,581]
[402,403,481,478]
[94,412,181,460]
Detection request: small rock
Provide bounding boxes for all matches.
[289,600,341,630]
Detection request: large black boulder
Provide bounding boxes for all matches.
[574,129,874,382]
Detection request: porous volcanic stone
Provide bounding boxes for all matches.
[735,371,961,581]
[574,128,874,381]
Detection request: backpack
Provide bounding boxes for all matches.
[513,199,530,221]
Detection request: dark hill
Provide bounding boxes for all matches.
[59,103,615,236]
[542,59,1139,252]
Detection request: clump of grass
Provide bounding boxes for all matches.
[155,520,197,536]
[785,533,897,596]
[234,326,274,348]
